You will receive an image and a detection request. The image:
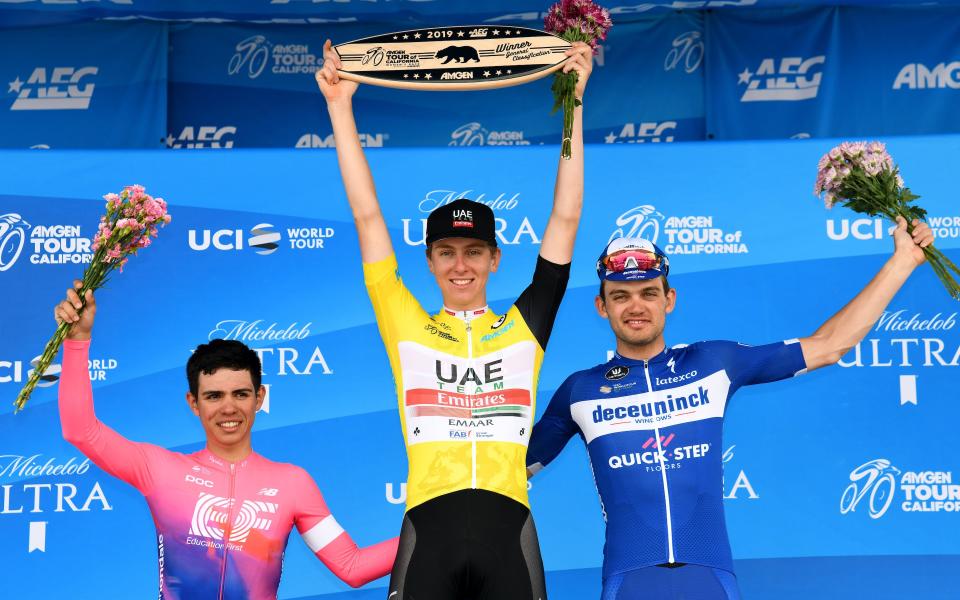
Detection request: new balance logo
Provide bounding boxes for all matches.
[9,67,98,111]
[738,56,825,102]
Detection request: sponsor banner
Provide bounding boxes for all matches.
[0,22,166,148]
[1,138,959,598]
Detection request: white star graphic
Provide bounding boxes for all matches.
[403,73,409,78]
[506,69,512,74]
[493,29,500,36]
[403,34,409,40]
[424,73,432,80]
[737,68,753,85]
[605,132,618,144]
[393,35,398,40]
[457,30,465,37]
[8,76,23,94]
[495,70,502,75]
[164,133,176,147]
[413,73,420,79]
[483,71,491,77]
[414,32,421,39]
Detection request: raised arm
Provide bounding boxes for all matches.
[315,39,393,264]
[294,469,399,588]
[539,42,593,265]
[800,217,934,371]
[55,281,156,492]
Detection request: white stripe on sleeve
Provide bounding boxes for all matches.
[302,515,345,553]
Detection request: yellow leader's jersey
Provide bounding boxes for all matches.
[363,253,569,511]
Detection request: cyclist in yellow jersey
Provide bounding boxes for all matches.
[316,39,594,600]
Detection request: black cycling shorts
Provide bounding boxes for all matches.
[387,489,547,600]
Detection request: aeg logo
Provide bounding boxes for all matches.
[604,122,677,144]
[738,56,826,102]
[8,67,98,111]
[166,126,236,149]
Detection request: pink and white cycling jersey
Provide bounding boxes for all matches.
[59,339,397,600]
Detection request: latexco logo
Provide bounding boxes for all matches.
[738,56,826,102]
[604,122,677,144]
[449,122,529,146]
[295,132,387,148]
[8,67,98,110]
[229,35,321,79]
[402,189,539,246]
[840,458,960,519]
[166,126,236,149]
[188,223,334,254]
[610,205,748,255]
[893,62,960,90]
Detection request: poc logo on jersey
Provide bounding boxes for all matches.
[738,56,826,102]
[893,62,960,90]
[295,132,387,148]
[185,474,214,488]
[189,224,334,254]
[8,67,98,111]
[604,122,677,144]
[166,126,236,149]
[449,122,529,146]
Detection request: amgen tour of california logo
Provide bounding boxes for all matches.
[228,35,321,79]
[840,458,960,519]
[449,122,529,146]
[0,214,31,271]
[609,205,748,255]
[738,55,826,102]
[8,67,98,111]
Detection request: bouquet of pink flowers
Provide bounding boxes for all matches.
[14,185,172,412]
[544,0,612,159]
[815,141,960,299]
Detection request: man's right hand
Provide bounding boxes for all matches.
[315,39,359,104]
[55,280,95,341]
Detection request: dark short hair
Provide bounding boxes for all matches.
[186,339,262,397]
[599,276,671,301]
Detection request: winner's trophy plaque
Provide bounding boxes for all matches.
[334,26,572,90]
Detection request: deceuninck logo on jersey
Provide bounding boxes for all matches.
[609,204,749,256]
[188,493,278,544]
[399,340,536,444]
[572,371,730,443]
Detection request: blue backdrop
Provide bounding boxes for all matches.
[4,6,960,149]
[1,136,958,598]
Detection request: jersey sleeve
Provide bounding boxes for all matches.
[526,373,580,474]
[362,253,425,343]
[58,339,161,494]
[293,468,399,588]
[513,256,571,350]
[700,339,807,391]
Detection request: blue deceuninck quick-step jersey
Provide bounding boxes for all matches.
[527,340,807,578]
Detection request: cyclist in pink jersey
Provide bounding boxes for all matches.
[55,281,398,600]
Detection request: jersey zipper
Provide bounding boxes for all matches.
[466,315,476,489]
[643,359,675,564]
[217,462,238,600]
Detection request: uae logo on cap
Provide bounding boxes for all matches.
[452,208,474,228]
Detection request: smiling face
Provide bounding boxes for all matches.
[596,278,676,358]
[426,237,501,310]
[186,368,264,462]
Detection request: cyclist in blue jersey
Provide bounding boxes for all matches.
[527,217,933,599]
